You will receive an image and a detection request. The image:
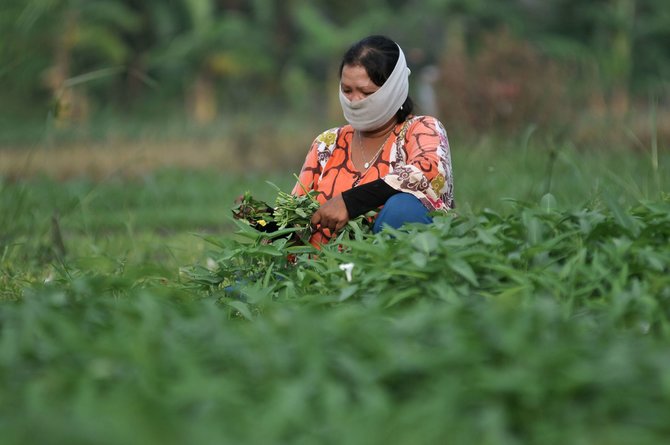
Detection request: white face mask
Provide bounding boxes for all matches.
[339,44,411,132]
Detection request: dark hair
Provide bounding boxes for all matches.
[339,35,414,123]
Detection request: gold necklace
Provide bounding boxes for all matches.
[356,129,393,170]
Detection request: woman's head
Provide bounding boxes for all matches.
[340,35,399,87]
[339,35,414,127]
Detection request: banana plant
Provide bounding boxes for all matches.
[147,0,278,123]
[3,0,141,123]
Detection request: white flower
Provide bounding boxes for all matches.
[206,258,218,271]
[339,263,355,282]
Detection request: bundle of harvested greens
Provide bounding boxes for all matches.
[232,184,373,245]
[231,185,321,243]
[272,189,320,229]
[231,191,278,232]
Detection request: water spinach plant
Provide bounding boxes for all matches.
[3,174,670,444]
[187,194,670,333]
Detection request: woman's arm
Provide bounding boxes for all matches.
[342,116,453,218]
[341,179,399,218]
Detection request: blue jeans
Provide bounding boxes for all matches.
[373,193,433,233]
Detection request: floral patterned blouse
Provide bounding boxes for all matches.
[293,115,454,245]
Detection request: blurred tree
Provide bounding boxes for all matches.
[147,0,280,123]
[632,0,670,95]
[1,0,668,132]
[522,0,668,108]
[2,0,141,124]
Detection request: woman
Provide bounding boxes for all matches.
[293,35,454,246]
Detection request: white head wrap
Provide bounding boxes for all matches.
[339,44,411,131]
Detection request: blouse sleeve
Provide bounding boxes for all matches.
[383,116,454,211]
[292,127,340,197]
[292,138,322,196]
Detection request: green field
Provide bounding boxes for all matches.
[1,142,669,444]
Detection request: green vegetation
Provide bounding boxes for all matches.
[1,144,669,444]
[2,1,668,442]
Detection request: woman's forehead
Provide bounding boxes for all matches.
[341,64,375,87]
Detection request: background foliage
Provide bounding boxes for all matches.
[2,0,669,149]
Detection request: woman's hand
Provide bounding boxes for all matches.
[311,195,350,234]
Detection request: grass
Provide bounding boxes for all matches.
[1,168,295,302]
[1,137,669,444]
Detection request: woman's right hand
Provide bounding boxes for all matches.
[310,195,350,234]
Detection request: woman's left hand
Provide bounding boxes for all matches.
[311,195,350,234]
